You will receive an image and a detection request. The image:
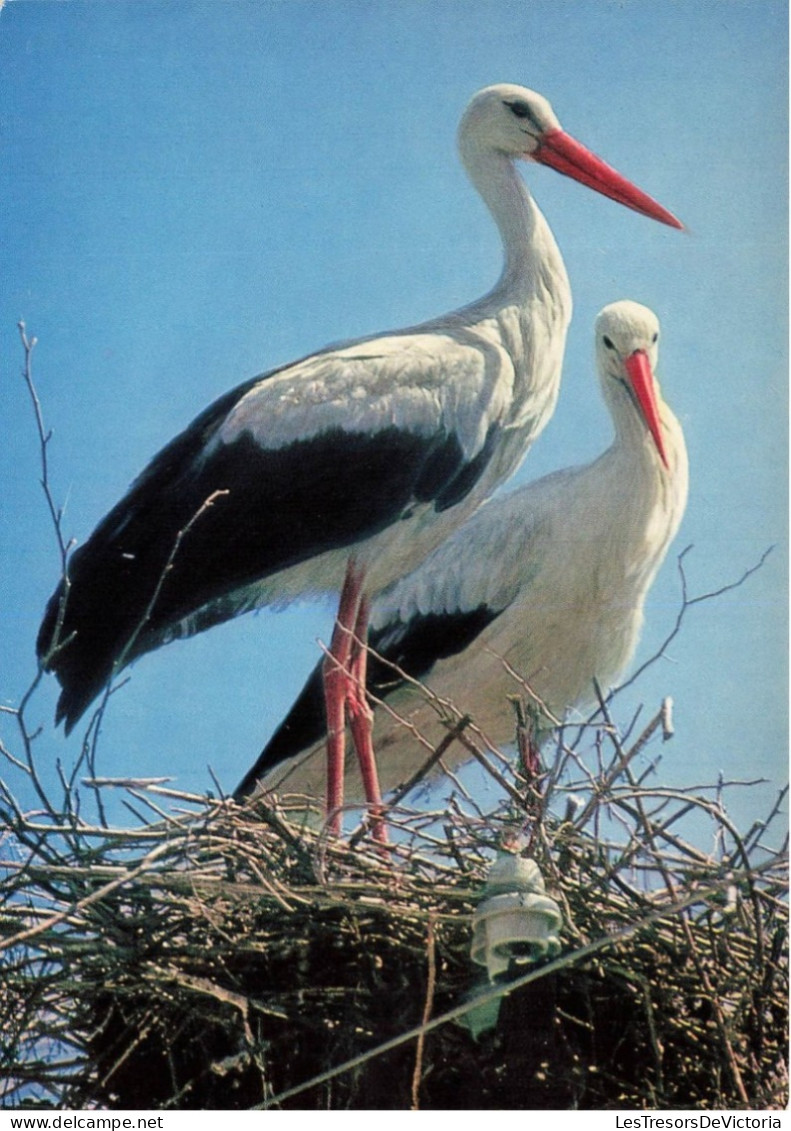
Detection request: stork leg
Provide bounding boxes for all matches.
[516,704,542,782]
[322,560,387,842]
[323,560,366,835]
[346,594,387,843]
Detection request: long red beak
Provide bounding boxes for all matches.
[534,129,683,230]
[624,349,669,468]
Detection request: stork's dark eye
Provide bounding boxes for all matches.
[603,335,615,350]
[652,332,659,343]
[505,100,532,120]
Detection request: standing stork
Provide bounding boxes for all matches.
[236,301,688,806]
[37,87,681,837]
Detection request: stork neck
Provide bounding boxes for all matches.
[462,144,565,302]
[603,377,681,491]
[590,384,688,599]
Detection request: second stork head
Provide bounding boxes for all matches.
[595,299,670,469]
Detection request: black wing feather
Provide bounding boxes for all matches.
[38,376,498,732]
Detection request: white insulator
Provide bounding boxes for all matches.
[470,854,562,980]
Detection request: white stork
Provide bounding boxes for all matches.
[235,301,689,808]
[38,87,681,837]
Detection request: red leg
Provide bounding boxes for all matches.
[517,706,542,781]
[347,595,387,844]
[323,559,366,835]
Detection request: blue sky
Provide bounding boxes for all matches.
[1,0,787,839]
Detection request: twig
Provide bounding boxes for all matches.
[348,716,472,850]
[617,545,774,694]
[0,839,175,953]
[410,915,436,1110]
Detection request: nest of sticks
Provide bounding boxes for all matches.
[1,685,787,1112]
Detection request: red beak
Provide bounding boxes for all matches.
[534,129,683,230]
[624,349,669,468]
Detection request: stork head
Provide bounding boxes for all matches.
[459,84,682,229]
[459,84,561,159]
[595,300,668,467]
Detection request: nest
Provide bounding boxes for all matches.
[1,691,787,1111]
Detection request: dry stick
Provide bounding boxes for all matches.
[0,782,80,872]
[611,797,709,865]
[486,650,564,731]
[17,323,73,641]
[125,788,182,827]
[565,544,774,755]
[84,776,173,788]
[623,776,769,794]
[110,489,231,688]
[588,691,725,885]
[348,716,472,850]
[364,645,510,778]
[11,688,62,826]
[149,967,258,1046]
[54,757,80,831]
[744,783,790,855]
[1,808,199,842]
[76,491,230,827]
[443,823,472,873]
[454,730,526,808]
[608,961,666,1097]
[13,328,127,836]
[239,797,314,869]
[0,839,175,953]
[206,763,226,802]
[615,777,777,973]
[83,710,111,830]
[620,544,774,694]
[571,694,668,833]
[14,327,82,825]
[410,915,436,1111]
[4,858,313,910]
[440,764,484,813]
[661,882,750,1105]
[388,715,473,811]
[93,1014,155,1098]
[259,862,772,1109]
[242,857,296,913]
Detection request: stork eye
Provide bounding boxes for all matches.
[603,335,615,350]
[505,100,531,119]
[652,332,659,343]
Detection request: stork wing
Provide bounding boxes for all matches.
[235,485,553,797]
[38,332,509,732]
